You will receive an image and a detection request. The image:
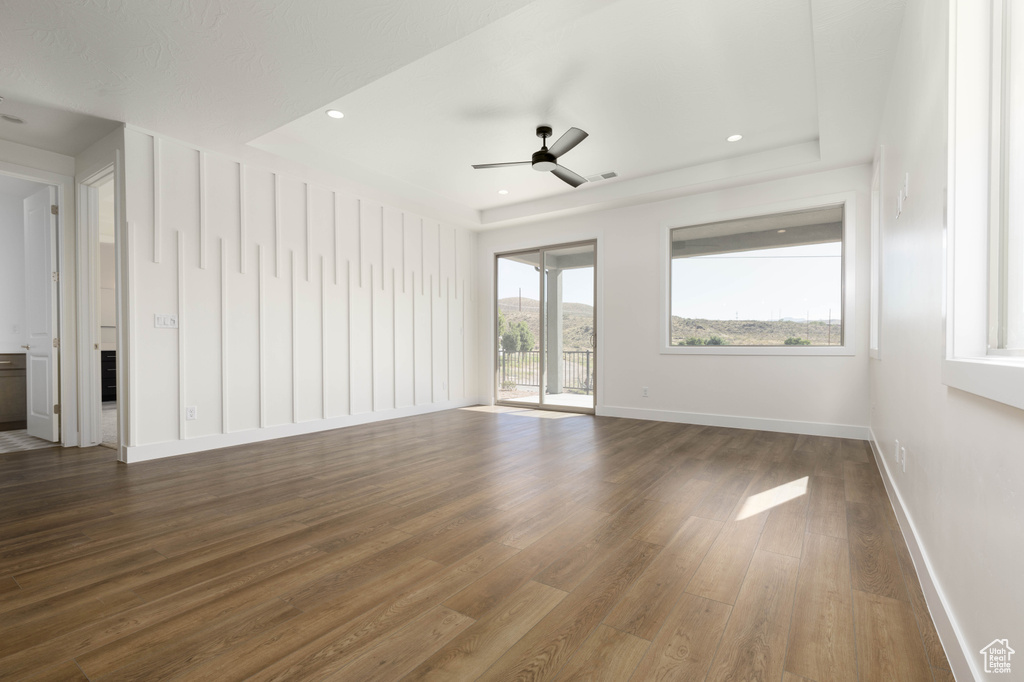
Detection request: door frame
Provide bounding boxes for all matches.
[494,238,598,415]
[77,165,119,448]
[0,160,76,446]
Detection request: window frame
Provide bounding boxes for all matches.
[660,192,857,356]
[943,0,1024,410]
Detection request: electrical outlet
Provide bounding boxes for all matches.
[642,386,648,398]
[185,405,197,421]
[901,445,907,472]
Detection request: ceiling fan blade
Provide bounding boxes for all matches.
[471,161,531,169]
[551,165,587,188]
[547,127,588,158]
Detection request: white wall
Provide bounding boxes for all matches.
[122,129,477,461]
[0,192,27,353]
[871,0,1024,678]
[476,164,872,436]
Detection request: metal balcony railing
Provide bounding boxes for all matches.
[497,349,593,395]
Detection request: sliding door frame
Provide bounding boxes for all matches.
[494,238,597,415]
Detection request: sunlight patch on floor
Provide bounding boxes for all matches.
[735,476,808,520]
[459,405,587,420]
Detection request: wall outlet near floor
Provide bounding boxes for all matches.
[642,386,648,398]
[185,405,197,421]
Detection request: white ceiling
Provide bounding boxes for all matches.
[0,97,119,157]
[0,173,48,200]
[0,0,907,227]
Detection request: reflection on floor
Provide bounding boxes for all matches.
[102,401,117,446]
[0,430,55,454]
[502,392,594,409]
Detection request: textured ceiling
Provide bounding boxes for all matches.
[0,0,907,226]
[0,0,536,150]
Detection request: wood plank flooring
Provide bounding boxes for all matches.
[0,408,949,681]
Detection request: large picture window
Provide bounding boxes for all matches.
[669,205,844,348]
[992,0,1024,354]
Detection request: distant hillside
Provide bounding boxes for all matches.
[671,317,841,346]
[496,297,840,348]
[498,297,594,350]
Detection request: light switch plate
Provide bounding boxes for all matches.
[155,314,179,329]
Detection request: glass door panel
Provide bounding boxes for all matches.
[496,253,542,406]
[542,245,595,410]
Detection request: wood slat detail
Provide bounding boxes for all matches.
[629,592,731,682]
[705,549,800,682]
[407,581,566,681]
[605,515,722,639]
[852,589,933,681]
[555,623,649,681]
[784,532,857,682]
[332,605,473,681]
[477,539,659,681]
[847,501,908,601]
[685,515,764,605]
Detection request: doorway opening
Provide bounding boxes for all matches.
[495,240,597,414]
[0,172,62,453]
[80,168,119,450]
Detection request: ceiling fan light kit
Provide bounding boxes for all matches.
[472,125,590,187]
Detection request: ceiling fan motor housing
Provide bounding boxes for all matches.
[532,150,557,172]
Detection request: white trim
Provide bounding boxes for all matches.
[0,159,77,447]
[598,405,871,440]
[661,191,858,356]
[941,356,1024,410]
[867,429,979,682]
[944,0,1024,411]
[75,165,115,448]
[123,399,478,463]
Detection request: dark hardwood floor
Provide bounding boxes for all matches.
[0,407,950,681]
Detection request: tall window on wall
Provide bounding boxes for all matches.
[943,0,1024,410]
[993,0,1024,355]
[669,205,844,348]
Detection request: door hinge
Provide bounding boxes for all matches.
[52,337,59,349]
[52,271,59,282]
[53,404,60,415]
[51,204,58,216]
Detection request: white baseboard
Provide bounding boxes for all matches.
[123,399,478,463]
[867,429,978,681]
[598,405,872,440]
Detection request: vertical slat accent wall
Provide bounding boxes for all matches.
[125,130,476,450]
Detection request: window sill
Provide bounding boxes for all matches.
[662,344,855,357]
[941,357,1024,411]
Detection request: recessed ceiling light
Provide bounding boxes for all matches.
[1,114,25,124]
[726,134,743,142]
[497,189,509,195]
[326,109,344,119]
[777,229,786,233]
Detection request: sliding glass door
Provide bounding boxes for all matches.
[495,241,596,413]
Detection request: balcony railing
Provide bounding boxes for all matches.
[497,349,593,395]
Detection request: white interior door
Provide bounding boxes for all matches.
[24,186,60,442]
